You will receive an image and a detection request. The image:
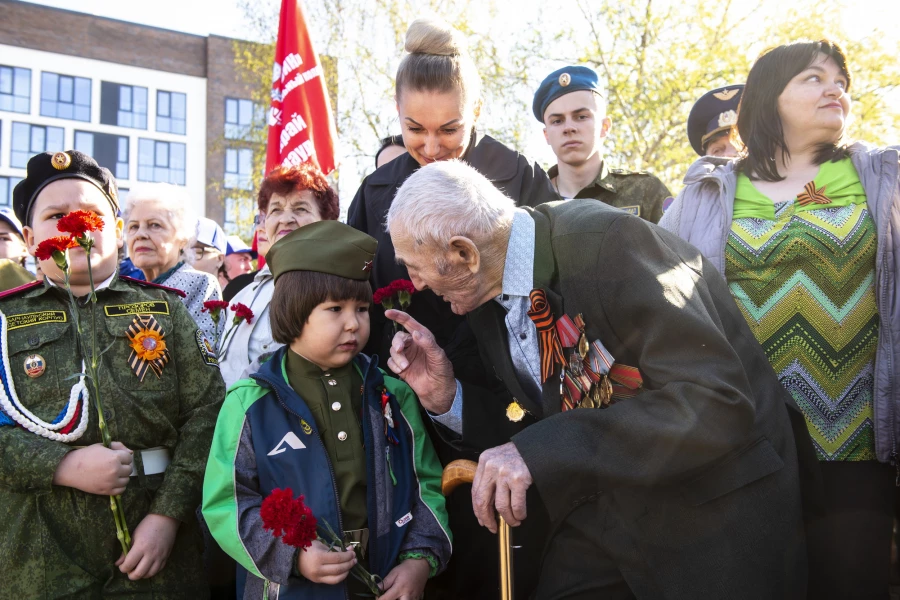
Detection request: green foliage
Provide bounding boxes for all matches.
[228,0,900,200]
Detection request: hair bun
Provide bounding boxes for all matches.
[404,18,467,57]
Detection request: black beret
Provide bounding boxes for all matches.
[532,65,602,123]
[12,150,120,224]
[687,84,744,156]
[267,221,377,284]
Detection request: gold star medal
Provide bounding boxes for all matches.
[506,400,526,422]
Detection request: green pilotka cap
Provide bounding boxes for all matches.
[267,221,377,283]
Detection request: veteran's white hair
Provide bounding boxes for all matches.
[386,160,514,251]
[122,183,199,263]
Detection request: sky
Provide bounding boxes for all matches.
[23,0,900,43]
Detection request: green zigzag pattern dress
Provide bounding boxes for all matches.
[725,157,878,461]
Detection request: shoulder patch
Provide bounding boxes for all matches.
[0,280,43,300]
[120,276,187,298]
[7,310,67,329]
[196,330,219,366]
[618,205,641,217]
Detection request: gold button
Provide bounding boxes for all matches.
[331,401,342,411]
[337,431,348,441]
[327,379,337,386]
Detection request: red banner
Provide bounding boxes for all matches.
[266,0,337,175]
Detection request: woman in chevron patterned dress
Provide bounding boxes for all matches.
[660,40,900,599]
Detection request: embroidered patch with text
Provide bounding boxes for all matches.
[104,301,169,317]
[7,311,67,330]
[619,205,641,217]
[196,330,218,366]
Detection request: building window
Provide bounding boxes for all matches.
[224,148,253,190]
[74,131,129,180]
[224,98,264,139]
[40,72,91,122]
[11,122,65,168]
[100,82,147,129]
[137,139,185,185]
[0,176,23,206]
[0,66,31,114]
[157,90,186,135]
[224,196,253,234]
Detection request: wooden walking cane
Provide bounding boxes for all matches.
[441,459,514,600]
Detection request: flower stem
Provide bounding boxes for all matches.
[64,240,131,554]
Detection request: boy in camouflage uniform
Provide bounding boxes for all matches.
[0,150,225,598]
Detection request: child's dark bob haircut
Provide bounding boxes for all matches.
[270,270,373,343]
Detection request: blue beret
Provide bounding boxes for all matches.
[532,66,602,123]
[687,84,744,156]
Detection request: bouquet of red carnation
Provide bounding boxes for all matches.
[31,210,132,555]
[218,302,254,351]
[201,300,230,350]
[374,280,416,336]
[261,488,382,596]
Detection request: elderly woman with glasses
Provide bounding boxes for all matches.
[123,184,223,344]
[217,162,338,388]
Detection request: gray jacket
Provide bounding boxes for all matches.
[659,142,900,463]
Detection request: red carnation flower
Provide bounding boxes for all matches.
[34,236,78,261]
[202,300,229,313]
[231,302,254,325]
[283,507,318,549]
[57,210,104,238]
[261,488,318,551]
[395,280,416,295]
[373,288,386,305]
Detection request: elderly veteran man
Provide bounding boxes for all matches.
[534,65,672,223]
[383,160,817,599]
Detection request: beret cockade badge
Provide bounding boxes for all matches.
[558,72,571,87]
[717,110,737,128]
[51,152,72,171]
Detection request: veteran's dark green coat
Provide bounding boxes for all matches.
[0,276,225,599]
[454,200,817,598]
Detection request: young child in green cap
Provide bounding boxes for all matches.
[202,220,451,600]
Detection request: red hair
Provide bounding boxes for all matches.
[257,163,339,221]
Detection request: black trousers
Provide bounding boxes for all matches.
[806,460,896,600]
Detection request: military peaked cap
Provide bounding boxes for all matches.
[687,84,744,156]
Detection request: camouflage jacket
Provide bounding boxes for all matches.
[547,163,672,223]
[0,275,225,599]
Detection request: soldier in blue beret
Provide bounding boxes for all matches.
[687,84,744,157]
[533,65,672,223]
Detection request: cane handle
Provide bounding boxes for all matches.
[441,459,478,496]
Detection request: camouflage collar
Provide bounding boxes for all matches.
[25,271,129,299]
[548,161,616,196]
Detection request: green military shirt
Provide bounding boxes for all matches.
[0,275,225,599]
[285,349,368,531]
[548,162,672,224]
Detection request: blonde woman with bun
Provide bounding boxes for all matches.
[347,17,555,600]
[348,16,554,368]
